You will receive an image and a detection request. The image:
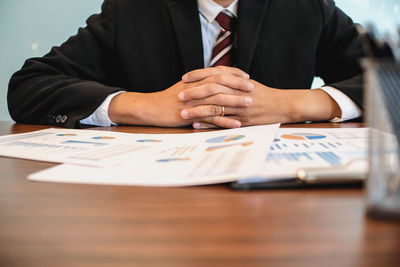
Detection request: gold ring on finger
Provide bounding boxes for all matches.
[220,106,225,117]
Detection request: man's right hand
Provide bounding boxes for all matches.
[108,67,253,128]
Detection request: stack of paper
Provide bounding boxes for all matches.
[0,125,370,187]
[0,125,280,186]
[260,127,369,179]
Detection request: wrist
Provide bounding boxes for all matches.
[287,89,342,123]
[108,92,156,126]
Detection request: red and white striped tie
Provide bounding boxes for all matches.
[210,12,236,67]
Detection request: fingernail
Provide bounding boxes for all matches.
[178,92,185,101]
[181,110,189,119]
[244,97,252,106]
[233,121,241,128]
[193,122,201,129]
[244,73,250,79]
[182,74,189,82]
[247,82,254,90]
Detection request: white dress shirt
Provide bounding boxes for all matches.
[80,0,361,126]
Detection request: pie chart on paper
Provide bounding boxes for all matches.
[281,133,327,140]
[206,134,245,143]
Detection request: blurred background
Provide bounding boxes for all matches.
[0,0,103,121]
[1,0,399,121]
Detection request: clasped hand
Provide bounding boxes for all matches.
[178,66,290,129]
[109,66,295,128]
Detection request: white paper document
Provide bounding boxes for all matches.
[237,127,369,184]
[0,129,153,166]
[25,124,280,186]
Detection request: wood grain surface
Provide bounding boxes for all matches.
[0,121,399,267]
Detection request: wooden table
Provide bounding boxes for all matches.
[0,121,399,267]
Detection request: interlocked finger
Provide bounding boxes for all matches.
[193,116,241,129]
[182,66,250,82]
[181,105,236,120]
[179,83,244,101]
[188,94,252,110]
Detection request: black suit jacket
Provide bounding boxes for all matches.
[8,0,364,128]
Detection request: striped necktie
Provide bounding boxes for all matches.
[210,12,236,67]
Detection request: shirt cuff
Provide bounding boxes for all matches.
[320,86,362,122]
[80,91,125,126]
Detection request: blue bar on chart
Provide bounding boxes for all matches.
[266,151,343,166]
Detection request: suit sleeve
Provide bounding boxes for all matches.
[7,0,122,128]
[315,0,365,109]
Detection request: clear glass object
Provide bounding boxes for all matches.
[365,60,400,220]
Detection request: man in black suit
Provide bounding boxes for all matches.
[8,0,363,129]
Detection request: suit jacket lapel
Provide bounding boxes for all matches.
[166,0,204,73]
[236,0,270,72]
